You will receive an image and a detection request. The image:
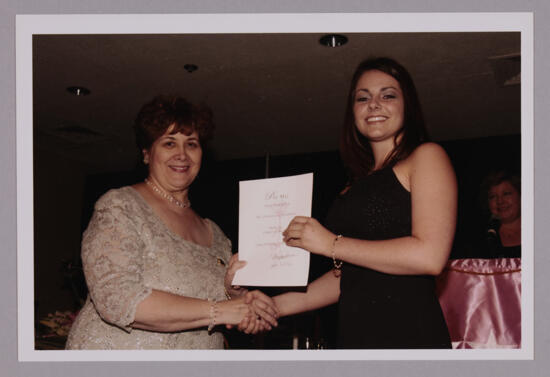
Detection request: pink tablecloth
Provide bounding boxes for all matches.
[436,258,521,349]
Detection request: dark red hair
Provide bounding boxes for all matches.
[134,95,215,151]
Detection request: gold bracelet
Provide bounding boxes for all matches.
[207,299,218,333]
[223,286,232,300]
[332,234,343,276]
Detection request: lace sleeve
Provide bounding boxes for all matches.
[210,220,233,264]
[81,190,152,332]
[222,235,233,265]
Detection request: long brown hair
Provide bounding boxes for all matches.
[340,57,429,183]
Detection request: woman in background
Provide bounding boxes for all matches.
[66,95,277,350]
[483,170,521,258]
[239,57,457,349]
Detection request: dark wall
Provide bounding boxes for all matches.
[34,151,86,319]
[441,134,521,258]
[78,134,521,261]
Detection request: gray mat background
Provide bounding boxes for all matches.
[2,1,548,376]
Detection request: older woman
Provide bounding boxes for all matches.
[238,57,456,349]
[66,95,277,350]
[483,170,521,258]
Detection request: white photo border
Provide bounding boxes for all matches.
[16,12,534,362]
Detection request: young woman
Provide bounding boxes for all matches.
[236,57,457,349]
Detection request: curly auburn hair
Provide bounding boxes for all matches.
[134,95,215,151]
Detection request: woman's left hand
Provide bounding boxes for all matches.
[224,253,248,298]
[282,216,335,257]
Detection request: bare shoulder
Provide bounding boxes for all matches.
[408,142,452,171]
[410,142,449,161]
[394,143,453,190]
[397,143,451,173]
[408,143,456,190]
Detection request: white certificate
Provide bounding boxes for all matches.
[232,173,313,287]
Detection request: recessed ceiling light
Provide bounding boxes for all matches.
[319,34,348,47]
[184,64,198,73]
[66,86,91,96]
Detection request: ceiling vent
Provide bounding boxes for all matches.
[489,53,520,86]
[42,123,111,145]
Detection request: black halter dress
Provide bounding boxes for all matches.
[324,166,451,349]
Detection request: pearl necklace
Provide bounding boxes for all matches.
[144,178,191,209]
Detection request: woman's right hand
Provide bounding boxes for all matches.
[218,292,278,334]
[232,290,280,334]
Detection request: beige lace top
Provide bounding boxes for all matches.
[65,186,232,350]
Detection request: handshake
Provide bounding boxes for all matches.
[219,254,281,334]
[220,290,280,334]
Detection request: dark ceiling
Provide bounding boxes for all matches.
[33,32,521,174]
